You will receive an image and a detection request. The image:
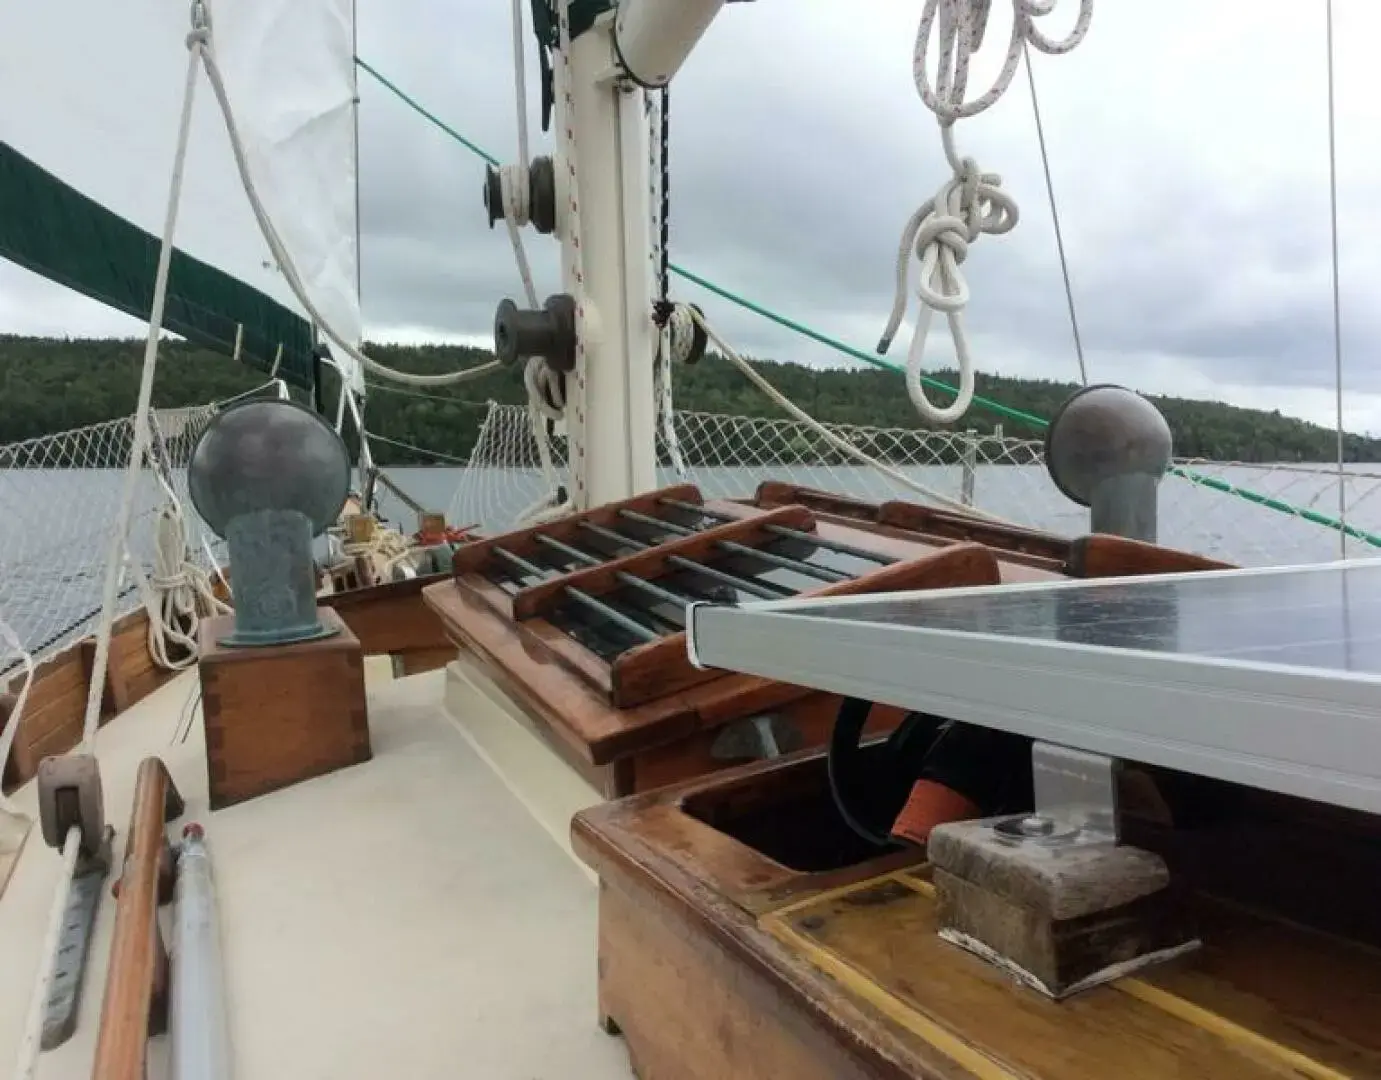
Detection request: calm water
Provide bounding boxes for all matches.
[0,462,1374,660]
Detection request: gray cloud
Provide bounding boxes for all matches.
[7,0,1381,428]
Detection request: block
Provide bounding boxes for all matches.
[928,816,1196,998]
[198,607,370,810]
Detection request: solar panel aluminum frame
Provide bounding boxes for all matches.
[686,559,1381,817]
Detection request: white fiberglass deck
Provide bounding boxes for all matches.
[0,665,628,1080]
[687,559,1381,816]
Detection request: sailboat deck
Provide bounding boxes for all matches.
[0,665,630,1080]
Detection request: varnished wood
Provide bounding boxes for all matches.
[429,486,1233,801]
[106,609,179,712]
[432,580,802,767]
[319,571,454,674]
[752,480,889,520]
[875,501,1070,561]
[1067,533,1235,578]
[1,640,118,788]
[456,570,615,695]
[1137,898,1381,1075]
[198,608,371,810]
[610,542,1002,708]
[392,645,456,676]
[2,647,89,785]
[511,505,817,621]
[451,482,703,576]
[428,581,689,765]
[91,757,183,1080]
[596,875,929,1080]
[813,517,1067,578]
[752,481,1071,560]
[575,749,1381,1079]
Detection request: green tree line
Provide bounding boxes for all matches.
[2,334,1376,465]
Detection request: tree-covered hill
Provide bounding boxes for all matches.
[1,334,1375,465]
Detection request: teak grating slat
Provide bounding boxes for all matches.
[609,542,1002,709]
[510,504,817,622]
[451,483,703,577]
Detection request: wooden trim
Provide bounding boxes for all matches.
[457,571,517,623]
[752,480,1071,563]
[91,757,183,1080]
[318,571,453,657]
[456,573,613,696]
[451,482,704,576]
[511,505,817,620]
[609,542,1002,708]
[427,581,859,766]
[876,500,1070,559]
[318,570,448,611]
[1068,534,1235,578]
[426,581,693,764]
[752,481,882,520]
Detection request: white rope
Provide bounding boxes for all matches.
[690,308,1017,524]
[0,615,35,818]
[193,1,497,388]
[81,31,203,751]
[341,528,411,563]
[880,0,1092,425]
[11,826,81,1080]
[646,93,687,480]
[145,497,231,672]
[659,323,688,480]
[520,355,570,523]
[339,522,418,578]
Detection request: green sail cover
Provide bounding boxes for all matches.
[0,141,316,393]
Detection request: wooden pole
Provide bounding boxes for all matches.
[90,757,183,1080]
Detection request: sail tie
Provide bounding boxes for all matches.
[880,0,1092,425]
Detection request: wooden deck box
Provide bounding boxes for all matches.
[197,607,370,810]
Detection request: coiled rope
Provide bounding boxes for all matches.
[880,0,1092,424]
[145,484,230,672]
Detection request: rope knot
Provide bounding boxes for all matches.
[882,0,1092,425]
[186,0,210,49]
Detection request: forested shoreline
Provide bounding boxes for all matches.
[2,335,1375,464]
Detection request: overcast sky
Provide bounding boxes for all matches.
[5,1,1381,432]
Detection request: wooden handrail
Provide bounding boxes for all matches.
[91,756,183,1080]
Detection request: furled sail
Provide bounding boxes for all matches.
[0,0,362,394]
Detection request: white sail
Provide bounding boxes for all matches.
[0,0,362,391]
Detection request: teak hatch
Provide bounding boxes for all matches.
[421,482,1221,798]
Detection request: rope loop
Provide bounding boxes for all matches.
[882,0,1090,425]
[913,0,1092,124]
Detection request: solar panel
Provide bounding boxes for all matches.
[685,560,1381,816]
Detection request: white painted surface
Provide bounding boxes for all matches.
[0,668,631,1079]
[442,657,603,879]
